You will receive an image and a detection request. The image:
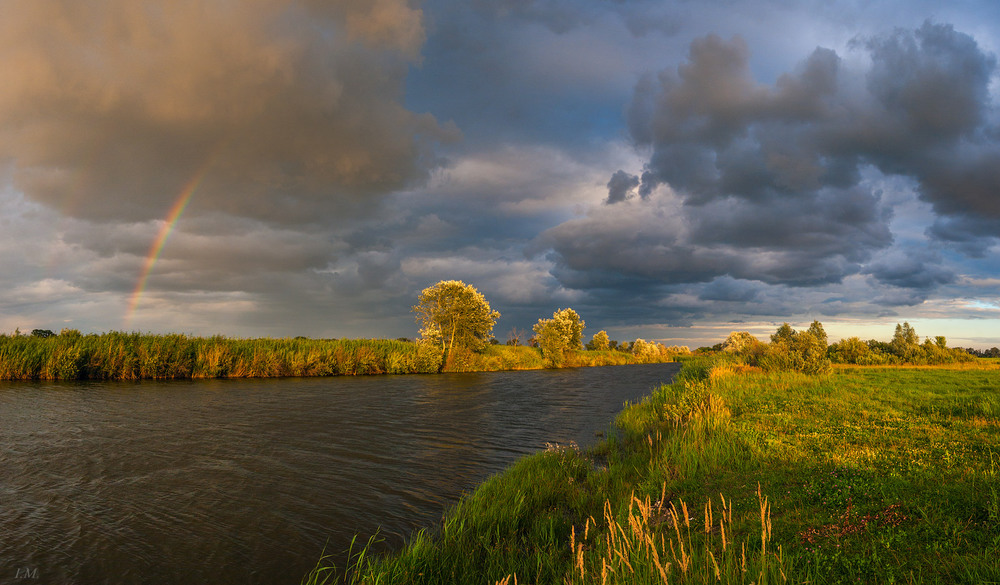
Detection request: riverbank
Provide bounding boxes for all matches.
[0,331,680,381]
[313,359,1000,584]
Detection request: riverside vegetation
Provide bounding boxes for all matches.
[0,331,683,381]
[305,323,999,585]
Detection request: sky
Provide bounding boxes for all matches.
[2,0,1000,349]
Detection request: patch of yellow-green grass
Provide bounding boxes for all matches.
[664,362,1000,583]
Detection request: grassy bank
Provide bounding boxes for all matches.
[313,359,1000,584]
[442,345,660,373]
[0,331,677,381]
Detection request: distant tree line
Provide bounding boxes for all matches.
[700,321,977,375]
[960,346,1000,358]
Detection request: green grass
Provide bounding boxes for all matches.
[317,359,1000,584]
[446,345,673,373]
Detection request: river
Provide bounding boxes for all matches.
[0,363,680,584]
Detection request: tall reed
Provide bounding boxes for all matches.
[566,487,786,585]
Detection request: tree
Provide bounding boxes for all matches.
[505,327,527,347]
[892,322,919,346]
[534,318,569,367]
[533,307,585,366]
[890,322,920,361]
[589,330,610,351]
[793,330,830,374]
[721,331,757,353]
[412,280,500,356]
[806,320,828,347]
[631,338,657,362]
[551,308,585,349]
[770,323,796,346]
[831,336,872,364]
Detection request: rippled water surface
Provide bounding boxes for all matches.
[0,363,679,584]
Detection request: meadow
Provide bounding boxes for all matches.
[309,359,1000,584]
[0,331,677,381]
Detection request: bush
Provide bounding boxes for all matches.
[721,322,831,375]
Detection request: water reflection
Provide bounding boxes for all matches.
[0,363,679,584]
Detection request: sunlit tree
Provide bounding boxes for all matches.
[412,280,500,357]
[721,331,757,353]
[631,338,658,362]
[760,322,830,374]
[806,320,828,347]
[533,307,586,366]
[770,323,795,346]
[890,321,920,361]
[590,330,610,351]
[551,308,585,349]
[533,318,569,367]
[831,336,872,364]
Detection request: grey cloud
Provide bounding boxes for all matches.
[698,277,761,302]
[864,248,956,291]
[606,170,640,204]
[57,216,337,298]
[356,251,404,289]
[688,187,892,260]
[0,0,452,225]
[627,41,848,205]
[539,21,998,312]
[870,288,934,307]
[847,23,1000,235]
[409,0,646,149]
[629,22,998,221]
[536,191,883,291]
[860,22,994,149]
[916,148,1000,224]
[927,215,1000,257]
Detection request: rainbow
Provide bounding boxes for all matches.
[123,162,213,329]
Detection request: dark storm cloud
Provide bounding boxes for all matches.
[409,0,648,148]
[864,247,956,291]
[606,170,640,204]
[927,215,1000,257]
[0,0,453,225]
[539,21,999,307]
[858,22,994,153]
[698,276,762,302]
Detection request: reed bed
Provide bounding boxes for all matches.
[0,332,440,380]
